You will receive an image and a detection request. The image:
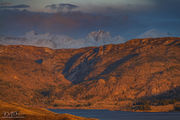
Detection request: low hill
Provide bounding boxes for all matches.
[0,100,97,120]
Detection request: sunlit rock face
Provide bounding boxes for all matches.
[0,37,179,110]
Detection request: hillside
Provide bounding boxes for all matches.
[0,100,97,120]
[0,37,180,111]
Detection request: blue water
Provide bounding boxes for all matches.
[49,109,180,120]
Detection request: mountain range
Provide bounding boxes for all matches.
[0,30,125,49]
[0,29,172,49]
[0,37,179,112]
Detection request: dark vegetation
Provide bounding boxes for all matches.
[35,59,43,64]
[132,87,180,111]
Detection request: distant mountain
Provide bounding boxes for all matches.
[137,29,171,38]
[0,30,124,49]
[0,37,179,111]
[86,30,125,46]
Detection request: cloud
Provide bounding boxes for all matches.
[144,0,180,19]
[0,9,126,37]
[45,3,79,12]
[0,2,12,6]
[0,4,30,9]
[0,1,179,39]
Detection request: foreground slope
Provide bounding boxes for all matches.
[0,37,180,111]
[0,100,97,120]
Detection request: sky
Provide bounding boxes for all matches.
[1,0,155,11]
[0,0,180,40]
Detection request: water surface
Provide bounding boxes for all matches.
[49,109,180,120]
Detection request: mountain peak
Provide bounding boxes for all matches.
[87,30,111,42]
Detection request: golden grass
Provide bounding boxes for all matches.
[0,100,98,120]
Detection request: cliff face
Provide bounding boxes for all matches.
[0,37,180,110]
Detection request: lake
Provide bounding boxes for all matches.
[49,109,180,120]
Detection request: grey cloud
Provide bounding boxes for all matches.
[145,0,180,18]
[0,4,30,9]
[0,0,179,39]
[45,4,57,10]
[45,3,79,12]
[59,3,79,9]
[0,9,126,37]
[0,2,11,6]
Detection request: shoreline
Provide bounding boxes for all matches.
[46,104,177,112]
